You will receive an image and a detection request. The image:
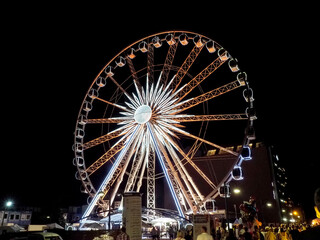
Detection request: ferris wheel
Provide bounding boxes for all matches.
[73,31,256,221]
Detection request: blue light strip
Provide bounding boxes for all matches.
[81,125,140,224]
[146,122,185,218]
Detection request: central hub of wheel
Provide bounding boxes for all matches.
[134,105,152,124]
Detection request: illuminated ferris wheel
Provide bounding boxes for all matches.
[73,31,256,221]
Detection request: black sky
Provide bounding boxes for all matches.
[1,5,319,221]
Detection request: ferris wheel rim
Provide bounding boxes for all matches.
[73,30,255,220]
[75,30,224,116]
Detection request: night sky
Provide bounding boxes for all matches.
[1,6,318,221]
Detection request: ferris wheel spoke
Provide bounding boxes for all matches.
[147,122,187,216]
[125,56,147,106]
[147,43,155,83]
[125,134,147,192]
[109,75,129,97]
[85,127,136,176]
[155,124,216,189]
[169,139,216,189]
[98,143,134,204]
[172,44,204,93]
[186,140,202,160]
[160,41,178,85]
[174,78,245,114]
[151,79,167,109]
[158,121,239,156]
[203,155,239,203]
[165,143,201,204]
[153,124,202,212]
[81,125,141,221]
[95,97,134,114]
[100,127,145,206]
[156,126,214,201]
[176,55,226,101]
[82,123,135,150]
[85,117,132,124]
[108,75,136,104]
[162,113,248,122]
[165,140,206,208]
[136,141,150,192]
[126,57,139,82]
[165,141,200,209]
[146,135,156,210]
[151,76,177,113]
[86,140,124,176]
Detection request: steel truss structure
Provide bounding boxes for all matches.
[73,31,256,223]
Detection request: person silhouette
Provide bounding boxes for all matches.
[197,226,213,240]
[297,188,320,240]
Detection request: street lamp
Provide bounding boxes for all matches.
[1,200,14,226]
[233,188,241,194]
[6,201,13,208]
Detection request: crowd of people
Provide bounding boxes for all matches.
[146,221,320,240]
[206,223,319,240]
[112,188,320,240]
[167,223,319,240]
[108,218,319,240]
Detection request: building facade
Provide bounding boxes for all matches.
[0,210,32,227]
[219,142,303,225]
[168,142,303,226]
[268,147,305,224]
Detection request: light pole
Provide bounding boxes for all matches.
[224,184,230,230]
[232,188,241,219]
[1,200,13,226]
[219,183,231,230]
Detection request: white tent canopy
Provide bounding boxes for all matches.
[100,213,122,223]
[46,223,64,230]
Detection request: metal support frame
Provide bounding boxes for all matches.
[75,31,255,223]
